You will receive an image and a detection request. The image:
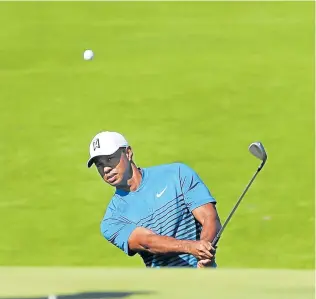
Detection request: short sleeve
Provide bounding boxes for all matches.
[100,205,138,256]
[178,163,216,212]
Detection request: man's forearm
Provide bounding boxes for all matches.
[129,227,214,260]
[200,217,217,243]
[139,234,195,255]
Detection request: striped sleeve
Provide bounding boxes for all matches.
[178,163,216,212]
[100,205,137,256]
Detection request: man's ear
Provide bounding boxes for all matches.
[126,146,133,161]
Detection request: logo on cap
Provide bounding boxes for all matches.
[93,138,100,151]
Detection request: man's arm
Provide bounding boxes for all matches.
[192,203,220,267]
[102,204,214,261]
[128,227,214,260]
[192,202,218,243]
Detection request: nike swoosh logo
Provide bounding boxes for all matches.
[156,186,167,198]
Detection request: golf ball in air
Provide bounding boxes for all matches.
[83,49,94,60]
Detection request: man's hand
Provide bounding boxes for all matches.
[197,245,217,268]
[197,258,216,268]
[188,240,215,260]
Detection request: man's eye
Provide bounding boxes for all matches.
[107,157,112,162]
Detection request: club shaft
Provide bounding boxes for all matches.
[211,162,264,247]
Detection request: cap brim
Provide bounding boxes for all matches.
[87,145,128,168]
[87,159,93,168]
[87,156,97,168]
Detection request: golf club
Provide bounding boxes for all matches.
[211,142,268,248]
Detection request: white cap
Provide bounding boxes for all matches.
[87,131,129,168]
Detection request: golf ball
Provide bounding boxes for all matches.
[83,49,94,60]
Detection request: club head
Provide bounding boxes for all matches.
[249,142,267,163]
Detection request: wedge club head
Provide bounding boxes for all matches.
[249,142,267,170]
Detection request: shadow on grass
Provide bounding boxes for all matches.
[1,291,154,299]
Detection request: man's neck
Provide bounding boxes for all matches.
[117,163,143,192]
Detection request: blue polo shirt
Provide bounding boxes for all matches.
[100,162,219,267]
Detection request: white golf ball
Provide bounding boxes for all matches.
[83,49,94,60]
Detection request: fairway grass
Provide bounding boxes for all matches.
[0,267,314,299]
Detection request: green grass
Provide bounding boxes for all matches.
[0,2,314,269]
[0,267,314,299]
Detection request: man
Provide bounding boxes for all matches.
[87,131,222,268]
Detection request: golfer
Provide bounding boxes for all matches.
[87,131,222,268]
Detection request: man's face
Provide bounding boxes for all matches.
[93,147,132,186]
